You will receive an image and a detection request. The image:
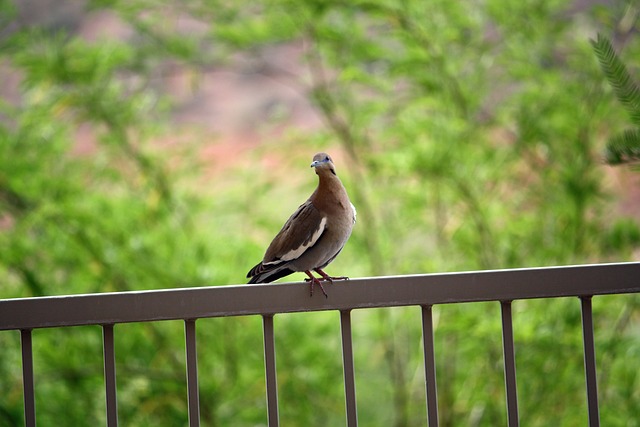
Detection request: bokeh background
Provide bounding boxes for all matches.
[1,0,639,425]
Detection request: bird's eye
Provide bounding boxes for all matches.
[324,156,330,162]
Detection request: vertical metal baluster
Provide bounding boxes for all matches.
[340,310,358,427]
[185,320,200,427]
[580,296,600,427]
[21,329,36,427]
[262,315,279,427]
[421,306,439,427]
[500,301,519,427]
[102,324,118,427]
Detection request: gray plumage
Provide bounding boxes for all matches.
[247,153,356,296]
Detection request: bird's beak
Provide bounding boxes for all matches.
[311,157,331,168]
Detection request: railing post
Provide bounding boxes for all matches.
[340,310,358,427]
[262,315,279,427]
[184,320,200,427]
[580,296,600,427]
[500,301,519,427]
[102,324,118,427]
[20,329,36,427]
[421,305,439,427]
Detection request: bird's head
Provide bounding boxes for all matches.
[310,153,336,176]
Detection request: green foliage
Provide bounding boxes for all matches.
[0,1,639,426]
[591,33,640,126]
[604,123,640,165]
[591,32,640,165]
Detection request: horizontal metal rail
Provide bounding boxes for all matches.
[1,263,639,330]
[2,262,639,427]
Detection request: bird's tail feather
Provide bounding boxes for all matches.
[248,266,295,284]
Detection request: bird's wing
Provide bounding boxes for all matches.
[262,200,327,265]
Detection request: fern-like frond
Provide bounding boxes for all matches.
[591,34,640,126]
[605,128,640,165]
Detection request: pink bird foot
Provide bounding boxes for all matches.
[314,268,349,283]
[304,271,328,298]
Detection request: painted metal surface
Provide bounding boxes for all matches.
[1,263,638,330]
[421,305,439,427]
[340,310,358,427]
[102,325,118,427]
[2,263,639,427]
[501,301,519,427]
[185,320,200,427]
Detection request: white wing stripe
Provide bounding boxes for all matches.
[280,216,327,262]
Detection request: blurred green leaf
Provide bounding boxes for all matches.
[1,1,639,426]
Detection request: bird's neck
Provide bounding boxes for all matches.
[317,170,342,192]
[313,171,349,213]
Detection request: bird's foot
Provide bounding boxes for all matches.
[314,268,349,283]
[304,271,328,298]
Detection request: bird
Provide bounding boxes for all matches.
[247,152,356,297]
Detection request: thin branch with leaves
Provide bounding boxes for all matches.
[591,33,640,165]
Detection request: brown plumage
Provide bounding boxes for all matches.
[247,153,356,297]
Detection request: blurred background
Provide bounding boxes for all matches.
[1,0,639,425]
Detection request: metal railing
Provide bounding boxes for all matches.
[1,262,639,427]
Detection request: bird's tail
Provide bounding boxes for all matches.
[247,264,295,284]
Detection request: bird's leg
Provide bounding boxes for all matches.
[314,268,349,282]
[304,271,328,298]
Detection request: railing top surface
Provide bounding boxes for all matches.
[1,262,639,331]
